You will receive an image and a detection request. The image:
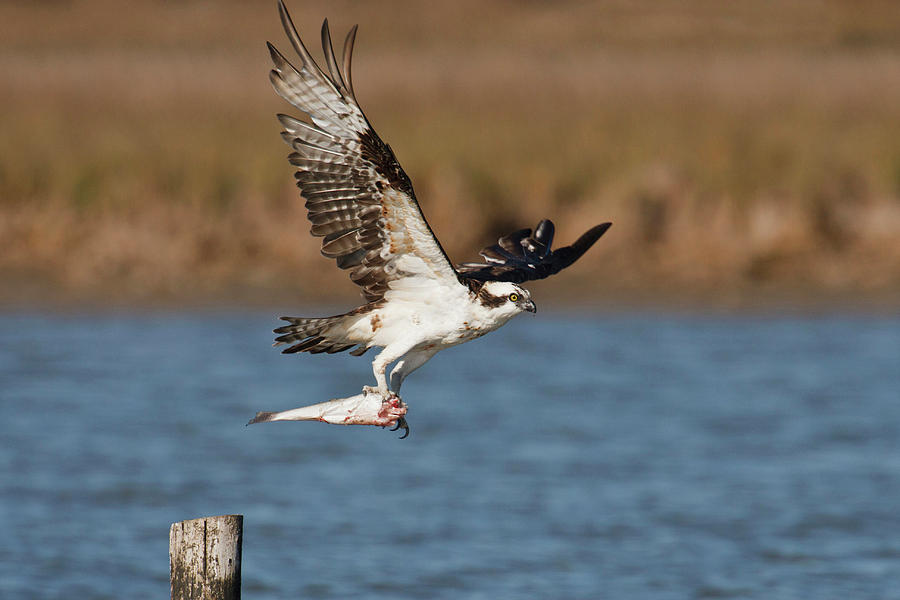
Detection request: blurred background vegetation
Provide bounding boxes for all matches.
[2,0,899,309]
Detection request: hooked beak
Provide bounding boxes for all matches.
[524,300,537,314]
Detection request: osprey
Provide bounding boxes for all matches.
[251,2,611,437]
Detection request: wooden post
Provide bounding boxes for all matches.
[170,515,243,600]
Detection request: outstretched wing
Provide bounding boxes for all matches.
[269,1,459,302]
[456,220,611,283]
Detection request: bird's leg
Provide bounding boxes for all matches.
[362,343,421,438]
[365,353,392,397]
[366,343,418,397]
[389,348,439,393]
[385,349,437,439]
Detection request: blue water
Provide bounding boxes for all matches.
[1,311,899,599]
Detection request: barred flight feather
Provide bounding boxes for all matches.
[269,2,460,303]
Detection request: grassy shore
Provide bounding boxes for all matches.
[2,0,900,309]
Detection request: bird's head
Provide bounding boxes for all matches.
[476,281,537,318]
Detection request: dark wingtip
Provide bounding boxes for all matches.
[535,219,555,238]
[568,222,612,254]
[532,220,555,258]
[579,222,612,243]
[455,220,612,283]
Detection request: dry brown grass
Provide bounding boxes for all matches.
[2,0,900,308]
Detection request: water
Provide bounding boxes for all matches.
[1,311,898,599]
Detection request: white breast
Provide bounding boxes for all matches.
[344,279,511,351]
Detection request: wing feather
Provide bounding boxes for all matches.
[341,26,359,98]
[270,2,459,302]
[321,20,350,97]
[457,220,612,283]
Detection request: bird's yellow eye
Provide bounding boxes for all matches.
[509,293,519,302]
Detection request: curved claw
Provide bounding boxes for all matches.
[391,416,410,439]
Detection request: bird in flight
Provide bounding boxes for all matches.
[253,1,611,437]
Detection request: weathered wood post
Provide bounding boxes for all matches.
[170,514,243,600]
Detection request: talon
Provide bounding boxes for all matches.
[396,417,410,439]
[375,392,408,435]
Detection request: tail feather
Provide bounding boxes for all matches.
[273,310,372,355]
[247,411,277,425]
